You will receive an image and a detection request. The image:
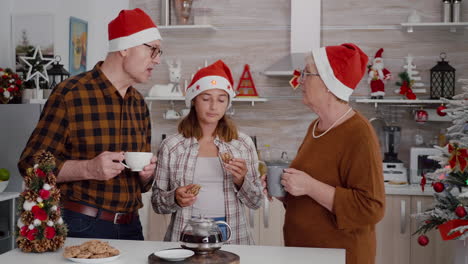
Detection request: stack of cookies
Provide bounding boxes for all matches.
[63,240,120,259]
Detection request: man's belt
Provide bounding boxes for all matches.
[63,200,137,225]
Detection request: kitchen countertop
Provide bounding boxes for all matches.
[384,183,462,196]
[0,192,20,202]
[384,184,435,196]
[0,237,345,264]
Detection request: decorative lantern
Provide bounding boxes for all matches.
[430,52,455,99]
[47,56,70,90]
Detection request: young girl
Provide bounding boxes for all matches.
[152,60,263,244]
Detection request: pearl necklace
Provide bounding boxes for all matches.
[312,107,353,139]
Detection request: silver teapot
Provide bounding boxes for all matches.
[180,216,232,254]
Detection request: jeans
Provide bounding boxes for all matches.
[212,217,229,242]
[62,207,144,240]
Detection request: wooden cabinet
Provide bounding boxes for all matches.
[246,197,285,246]
[376,195,455,264]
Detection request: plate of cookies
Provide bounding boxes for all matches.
[63,240,120,263]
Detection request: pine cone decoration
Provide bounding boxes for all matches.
[46,172,56,186]
[17,237,34,253]
[21,211,35,226]
[33,240,49,253]
[50,189,61,202]
[49,211,60,222]
[24,169,33,187]
[33,150,56,172]
[50,236,65,250]
[22,189,38,202]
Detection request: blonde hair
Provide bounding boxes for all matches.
[177,106,238,142]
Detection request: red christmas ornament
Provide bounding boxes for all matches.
[417,235,429,246]
[20,226,29,237]
[415,109,428,124]
[437,105,447,116]
[35,168,46,178]
[31,205,47,221]
[455,205,467,218]
[39,189,51,200]
[27,228,38,241]
[433,182,445,193]
[45,226,56,239]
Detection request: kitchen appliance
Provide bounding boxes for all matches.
[383,126,408,183]
[263,0,320,75]
[410,147,443,184]
[180,216,231,254]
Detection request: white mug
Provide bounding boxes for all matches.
[120,152,153,171]
[164,109,181,120]
[180,108,190,116]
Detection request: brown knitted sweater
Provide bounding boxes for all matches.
[284,111,385,264]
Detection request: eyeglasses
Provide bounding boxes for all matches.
[300,69,320,82]
[143,43,163,59]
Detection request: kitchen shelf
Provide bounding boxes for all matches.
[28,98,47,104]
[145,96,268,106]
[354,98,445,108]
[401,22,468,33]
[158,24,217,32]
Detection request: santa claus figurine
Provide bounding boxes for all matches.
[368,48,391,99]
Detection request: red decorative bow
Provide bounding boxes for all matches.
[399,81,416,100]
[289,69,301,90]
[448,144,468,171]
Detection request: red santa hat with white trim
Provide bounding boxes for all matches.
[312,43,368,102]
[108,8,162,52]
[373,48,384,63]
[185,60,236,108]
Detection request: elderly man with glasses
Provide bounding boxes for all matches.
[18,8,162,240]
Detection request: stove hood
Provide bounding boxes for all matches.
[263,0,321,76]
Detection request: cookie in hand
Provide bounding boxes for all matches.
[186,184,202,196]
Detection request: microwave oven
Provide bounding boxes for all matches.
[410,147,443,184]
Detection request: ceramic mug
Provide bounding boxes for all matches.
[120,152,153,171]
[164,109,181,120]
[266,163,287,197]
[180,108,190,116]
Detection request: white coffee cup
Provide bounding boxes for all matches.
[164,109,181,120]
[180,108,190,116]
[120,152,153,171]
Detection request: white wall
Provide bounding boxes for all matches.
[0,0,129,70]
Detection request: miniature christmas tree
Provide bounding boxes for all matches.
[414,79,468,245]
[16,150,67,253]
[236,64,259,97]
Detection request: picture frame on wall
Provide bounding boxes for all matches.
[12,13,54,72]
[69,17,88,76]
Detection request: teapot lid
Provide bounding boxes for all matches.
[188,215,213,227]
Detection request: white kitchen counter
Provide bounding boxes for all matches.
[0,237,345,264]
[385,183,462,196]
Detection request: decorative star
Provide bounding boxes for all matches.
[19,46,54,83]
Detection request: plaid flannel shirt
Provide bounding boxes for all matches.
[18,62,152,213]
[151,132,263,245]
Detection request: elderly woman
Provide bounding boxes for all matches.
[278,43,385,264]
[152,60,263,244]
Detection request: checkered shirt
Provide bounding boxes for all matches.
[151,132,263,245]
[18,62,152,213]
